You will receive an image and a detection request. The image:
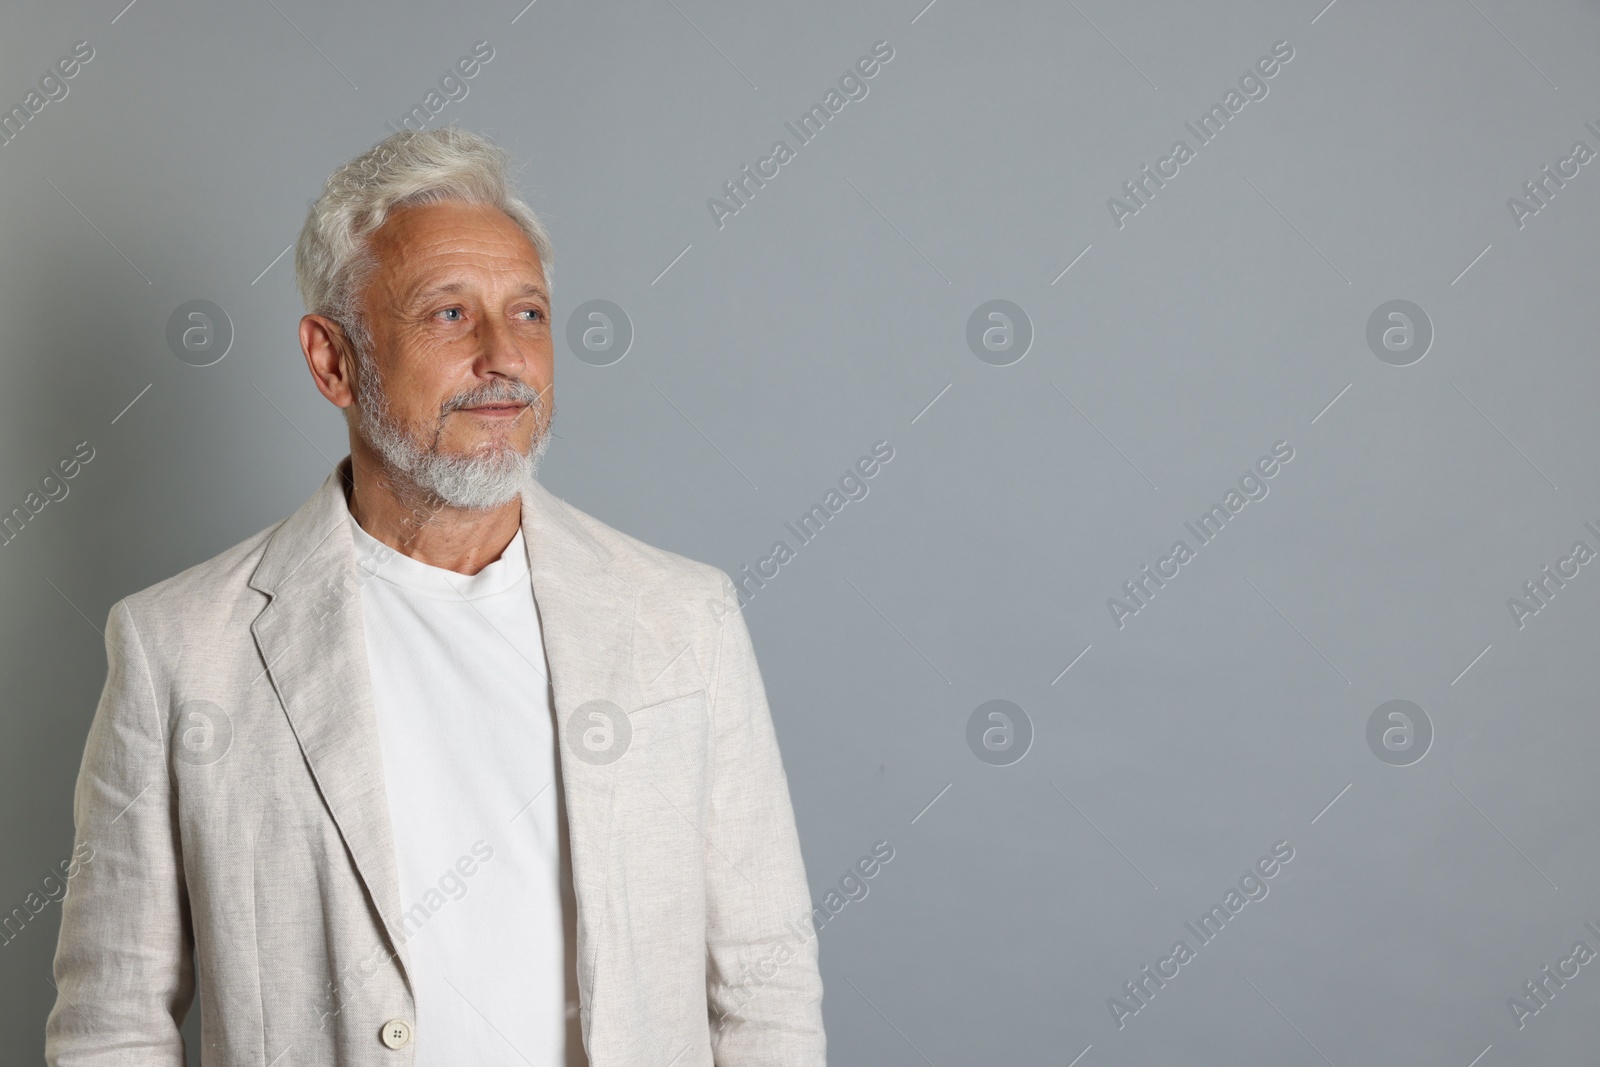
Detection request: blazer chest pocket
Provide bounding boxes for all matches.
[626,689,708,758]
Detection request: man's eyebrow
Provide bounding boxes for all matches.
[406,280,549,306]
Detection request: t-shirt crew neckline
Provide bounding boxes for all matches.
[345,507,530,602]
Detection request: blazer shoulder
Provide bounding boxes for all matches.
[553,490,730,599]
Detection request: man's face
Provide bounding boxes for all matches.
[350,199,554,508]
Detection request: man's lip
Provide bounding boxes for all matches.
[460,403,527,414]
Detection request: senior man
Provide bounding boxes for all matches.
[46,126,825,1066]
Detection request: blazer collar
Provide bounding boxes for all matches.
[247,456,636,1028]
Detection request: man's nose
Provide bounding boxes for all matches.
[474,314,527,377]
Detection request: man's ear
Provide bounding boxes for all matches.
[300,314,359,410]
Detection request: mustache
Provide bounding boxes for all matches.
[440,378,545,415]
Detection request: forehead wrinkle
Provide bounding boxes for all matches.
[401,277,548,311]
[363,204,547,325]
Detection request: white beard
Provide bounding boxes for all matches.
[353,345,551,511]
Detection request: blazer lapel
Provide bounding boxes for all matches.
[519,476,639,1046]
[248,459,416,989]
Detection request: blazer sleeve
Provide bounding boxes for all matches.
[45,598,195,1065]
[702,573,827,1066]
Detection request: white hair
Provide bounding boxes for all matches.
[294,124,554,357]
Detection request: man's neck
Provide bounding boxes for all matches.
[344,445,522,577]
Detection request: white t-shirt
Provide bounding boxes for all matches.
[347,504,582,1065]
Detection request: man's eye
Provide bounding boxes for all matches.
[520,308,545,322]
[437,308,463,321]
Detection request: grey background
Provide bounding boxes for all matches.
[3,0,1598,1063]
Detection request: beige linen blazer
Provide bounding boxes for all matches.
[46,458,826,1066]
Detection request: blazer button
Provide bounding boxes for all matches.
[380,1019,412,1049]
